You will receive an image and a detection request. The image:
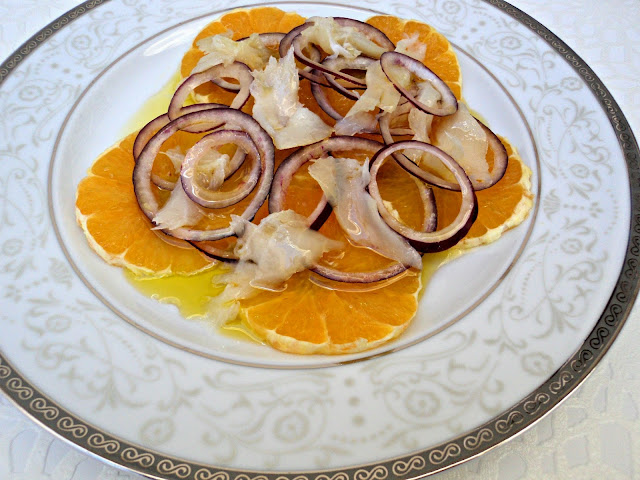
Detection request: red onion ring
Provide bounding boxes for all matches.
[169,62,252,120]
[417,180,438,233]
[133,108,274,242]
[133,104,229,190]
[311,263,408,284]
[322,56,374,99]
[300,44,333,87]
[310,79,343,121]
[191,238,239,263]
[270,136,418,283]
[313,151,438,282]
[378,111,456,190]
[133,104,226,161]
[472,120,509,190]
[180,129,261,209]
[380,51,457,117]
[369,141,478,253]
[212,33,286,91]
[279,24,333,87]
[311,82,413,137]
[379,113,509,191]
[152,229,197,250]
[269,136,384,227]
[309,267,414,292]
[236,32,285,47]
[293,35,366,86]
[279,24,310,59]
[312,217,435,282]
[291,17,394,87]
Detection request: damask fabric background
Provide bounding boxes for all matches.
[0,0,638,479]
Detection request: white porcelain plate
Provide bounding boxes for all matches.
[0,0,638,478]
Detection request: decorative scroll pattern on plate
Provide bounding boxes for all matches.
[57,416,89,438]
[87,433,120,454]
[353,466,388,480]
[428,443,462,465]
[391,456,426,476]
[194,470,230,480]
[29,397,60,420]
[157,459,192,478]
[121,447,155,468]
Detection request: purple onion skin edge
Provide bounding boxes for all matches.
[380,51,458,117]
[310,263,408,284]
[410,196,478,253]
[308,203,333,231]
[190,241,239,263]
[369,140,478,253]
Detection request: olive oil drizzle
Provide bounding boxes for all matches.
[121,69,465,345]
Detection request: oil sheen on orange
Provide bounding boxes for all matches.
[125,268,264,344]
[121,67,465,344]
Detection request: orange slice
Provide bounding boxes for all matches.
[434,137,534,248]
[240,152,424,355]
[366,15,462,99]
[241,270,420,354]
[75,133,214,276]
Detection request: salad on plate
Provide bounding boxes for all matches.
[75,7,533,355]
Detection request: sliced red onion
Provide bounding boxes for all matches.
[378,111,457,189]
[270,136,417,283]
[379,113,509,191]
[237,32,285,48]
[311,83,413,136]
[369,141,477,253]
[269,136,383,230]
[151,141,246,193]
[310,80,343,121]
[180,130,261,209]
[309,268,413,291]
[133,103,226,161]
[322,56,374,99]
[210,77,243,92]
[293,35,366,86]
[279,24,310,59]
[212,33,286,92]
[417,180,437,233]
[312,262,408,284]
[282,18,394,57]
[279,24,332,87]
[191,238,239,263]
[152,229,196,250]
[333,17,395,51]
[133,108,274,242]
[300,45,334,87]
[474,120,509,190]
[380,51,457,117]
[313,153,437,283]
[291,17,394,87]
[224,146,248,180]
[168,62,252,120]
[132,104,228,190]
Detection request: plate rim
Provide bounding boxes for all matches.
[0,0,638,478]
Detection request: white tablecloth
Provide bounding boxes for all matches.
[1,1,638,478]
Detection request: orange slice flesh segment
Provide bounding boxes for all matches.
[75,133,215,276]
